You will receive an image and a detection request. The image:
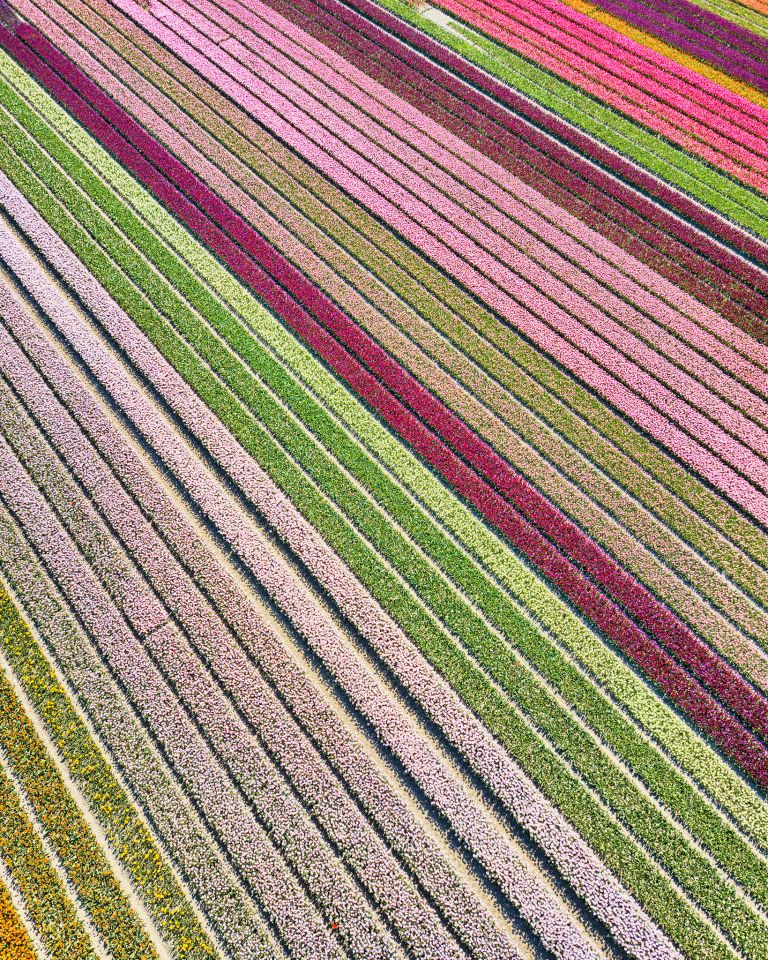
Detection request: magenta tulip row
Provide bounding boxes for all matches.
[50,0,768,521]
[431,0,768,185]
[581,0,768,91]
[338,0,768,272]
[244,0,768,334]
[184,0,768,413]
[0,181,681,960]
[109,0,768,473]
[5,20,768,787]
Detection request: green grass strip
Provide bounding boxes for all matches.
[0,738,97,960]
[69,0,768,595]
[0,586,217,960]
[372,0,768,237]
[0,69,754,960]
[0,633,160,960]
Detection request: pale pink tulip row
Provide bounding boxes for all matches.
[203,0,768,380]
[154,0,768,457]
[0,274,518,960]
[0,508,278,960]
[98,0,768,521]
[30,12,768,674]
[431,0,768,190]
[0,176,681,960]
[0,221,596,960]
[0,325,424,960]
[0,430,352,960]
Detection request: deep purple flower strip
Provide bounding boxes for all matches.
[249,0,768,334]
[583,0,768,89]
[6,20,768,783]
[335,0,768,271]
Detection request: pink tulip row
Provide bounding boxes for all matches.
[0,510,278,960]
[126,0,768,470]
[0,219,599,960]
[429,0,768,190]
[0,265,518,960]
[0,180,682,960]
[6,23,767,785]
[35,0,768,674]
[551,0,768,92]
[0,429,349,960]
[64,0,768,521]
[244,0,768,339]
[190,0,768,411]
[454,0,768,131]
[75,0,768,348]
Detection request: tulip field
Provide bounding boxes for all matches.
[0,0,767,956]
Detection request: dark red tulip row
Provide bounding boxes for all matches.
[5,17,768,788]
[255,0,768,337]
[336,0,768,273]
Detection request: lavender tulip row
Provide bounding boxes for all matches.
[7,25,767,772]
[28,0,768,675]
[20,78,768,859]
[64,0,768,521]
[0,125,756,952]
[0,182,688,960]
[0,509,277,960]
[0,229,601,960]
[37,0,768,606]
[0,377,415,960]
[0,289,506,960]
[0,427,351,960]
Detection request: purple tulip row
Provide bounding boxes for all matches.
[251,0,768,335]
[188,0,768,422]
[583,0,768,90]
[5,20,767,788]
[0,508,277,960]
[55,0,768,522]
[429,0,768,187]
[0,268,511,960]
[31,0,768,680]
[0,181,681,960]
[338,0,768,267]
